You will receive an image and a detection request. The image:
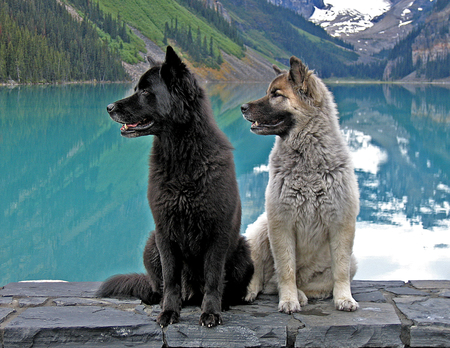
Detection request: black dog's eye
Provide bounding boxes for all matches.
[141,90,149,96]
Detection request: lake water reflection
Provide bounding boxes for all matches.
[1,82,449,286]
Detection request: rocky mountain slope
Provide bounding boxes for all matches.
[384,0,450,81]
[277,0,436,63]
[311,0,435,62]
[114,25,276,82]
[412,2,450,73]
[154,0,449,81]
[120,0,450,81]
[97,0,357,81]
[6,0,448,83]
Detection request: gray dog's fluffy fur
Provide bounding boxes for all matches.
[241,56,359,313]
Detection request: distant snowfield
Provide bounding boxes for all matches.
[322,0,391,15]
[310,0,391,36]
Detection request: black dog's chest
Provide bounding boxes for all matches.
[149,172,211,247]
[160,174,203,206]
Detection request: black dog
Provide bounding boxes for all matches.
[98,46,254,328]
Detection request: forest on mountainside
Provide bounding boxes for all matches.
[0,0,128,83]
[175,0,244,48]
[69,0,130,43]
[164,19,224,69]
[2,0,449,83]
[162,0,246,69]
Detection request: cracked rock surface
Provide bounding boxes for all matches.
[1,280,449,347]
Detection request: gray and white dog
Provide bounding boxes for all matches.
[241,56,359,313]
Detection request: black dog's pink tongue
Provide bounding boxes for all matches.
[121,123,139,131]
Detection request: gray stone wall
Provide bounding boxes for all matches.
[1,280,449,347]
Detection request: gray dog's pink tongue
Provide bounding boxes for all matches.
[121,123,139,131]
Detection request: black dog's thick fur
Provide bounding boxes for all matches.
[98,46,254,328]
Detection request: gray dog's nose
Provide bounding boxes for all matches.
[241,104,249,114]
[107,103,115,113]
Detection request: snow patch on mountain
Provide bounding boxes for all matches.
[310,0,391,36]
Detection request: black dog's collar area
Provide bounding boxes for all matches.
[119,120,155,137]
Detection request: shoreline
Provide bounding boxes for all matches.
[0,80,132,87]
[3,76,450,87]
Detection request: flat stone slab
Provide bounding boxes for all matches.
[0,308,15,324]
[165,324,263,348]
[294,301,402,348]
[394,296,450,347]
[394,296,450,326]
[0,281,102,298]
[385,286,428,296]
[1,280,450,347]
[409,325,450,348]
[3,306,162,347]
[155,295,292,347]
[409,280,450,290]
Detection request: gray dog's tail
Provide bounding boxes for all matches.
[96,273,160,305]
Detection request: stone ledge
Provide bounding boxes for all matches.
[0,280,449,347]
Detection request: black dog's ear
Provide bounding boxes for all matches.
[165,46,183,67]
[160,46,186,88]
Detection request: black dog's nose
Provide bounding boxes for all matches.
[241,103,249,114]
[107,103,115,113]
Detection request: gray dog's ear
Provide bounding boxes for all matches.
[289,56,308,88]
[289,56,322,105]
[146,55,158,67]
[273,64,285,75]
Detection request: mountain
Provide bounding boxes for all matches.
[310,0,391,37]
[308,0,435,62]
[273,0,436,64]
[384,0,450,81]
[101,0,446,81]
[3,0,446,83]
[267,0,326,18]
[95,0,358,80]
[219,0,357,75]
[411,0,450,80]
[85,0,276,81]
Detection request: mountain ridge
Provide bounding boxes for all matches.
[2,0,450,83]
[273,0,450,80]
[94,0,358,80]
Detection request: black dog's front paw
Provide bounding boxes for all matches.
[157,310,179,328]
[199,312,223,328]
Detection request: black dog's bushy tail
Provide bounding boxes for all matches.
[96,273,160,305]
[222,236,255,308]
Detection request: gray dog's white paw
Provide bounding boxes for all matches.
[278,299,302,314]
[245,291,258,303]
[297,289,308,306]
[335,297,359,312]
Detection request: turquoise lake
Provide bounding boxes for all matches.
[1,82,450,286]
